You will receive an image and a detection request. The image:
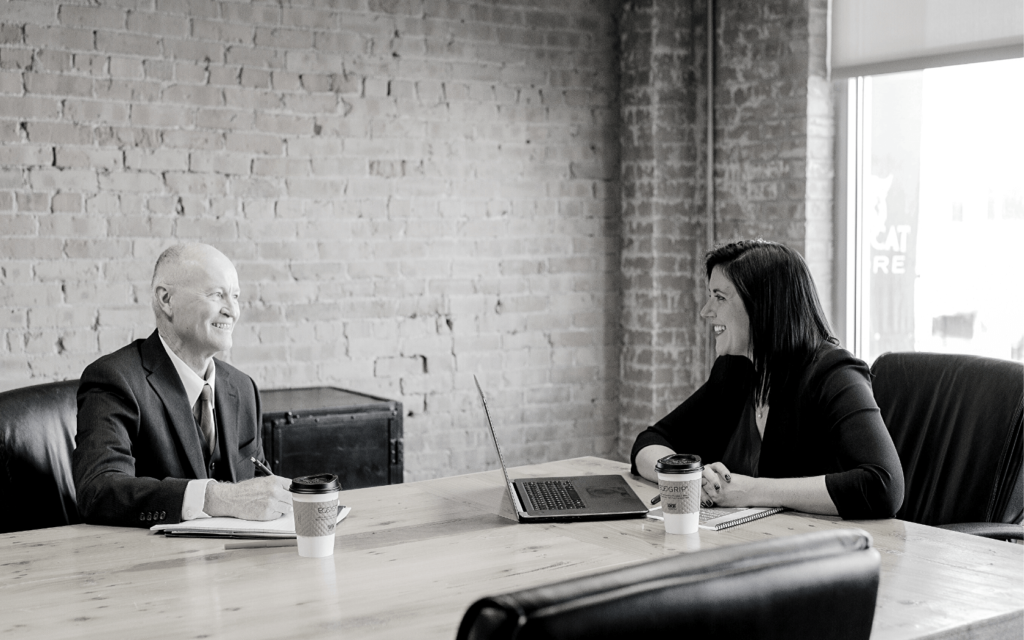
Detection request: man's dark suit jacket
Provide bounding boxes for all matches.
[73,330,263,528]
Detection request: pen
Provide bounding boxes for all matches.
[251,456,274,476]
[650,494,661,505]
[225,539,297,550]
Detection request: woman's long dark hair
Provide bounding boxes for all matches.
[705,239,837,406]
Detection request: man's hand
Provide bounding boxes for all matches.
[204,475,293,521]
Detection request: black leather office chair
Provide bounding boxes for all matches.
[457,529,880,640]
[0,380,81,533]
[871,352,1024,540]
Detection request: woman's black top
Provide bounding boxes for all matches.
[721,401,762,477]
[630,342,904,519]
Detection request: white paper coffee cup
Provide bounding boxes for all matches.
[656,454,703,534]
[289,474,342,558]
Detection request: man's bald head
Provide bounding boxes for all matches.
[152,243,234,290]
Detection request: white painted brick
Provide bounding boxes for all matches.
[162,37,225,63]
[163,84,223,106]
[0,284,64,307]
[284,177,345,200]
[58,5,125,31]
[271,70,302,91]
[162,129,225,150]
[0,309,28,330]
[0,145,52,166]
[208,65,242,86]
[67,99,132,125]
[23,25,86,51]
[225,132,283,155]
[96,30,161,57]
[0,69,22,94]
[97,171,164,193]
[131,103,194,127]
[189,150,251,175]
[0,95,62,120]
[225,45,281,69]
[255,27,315,50]
[50,192,82,213]
[174,217,238,241]
[15,192,49,212]
[164,172,228,196]
[38,214,106,238]
[255,113,315,136]
[125,148,189,172]
[192,12,255,41]
[127,10,190,37]
[0,213,36,234]
[28,168,99,192]
[251,157,311,177]
[2,0,630,484]
[375,355,426,377]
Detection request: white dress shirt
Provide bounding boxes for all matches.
[158,334,215,521]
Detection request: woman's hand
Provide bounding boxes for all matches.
[701,462,753,508]
[702,462,734,506]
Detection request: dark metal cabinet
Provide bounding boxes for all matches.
[260,386,403,489]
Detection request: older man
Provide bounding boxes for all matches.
[73,243,291,527]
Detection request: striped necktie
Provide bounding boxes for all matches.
[196,384,216,456]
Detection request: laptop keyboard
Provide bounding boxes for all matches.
[523,480,586,511]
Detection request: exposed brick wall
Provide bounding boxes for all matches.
[714,0,834,315]
[0,0,621,481]
[617,0,834,457]
[1,0,835,481]
[618,0,712,460]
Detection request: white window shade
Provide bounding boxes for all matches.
[831,0,1024,78]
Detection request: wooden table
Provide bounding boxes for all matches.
[2,457,1021,639]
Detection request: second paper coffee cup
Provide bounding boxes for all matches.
[289,473,342,558]
[655,454,703,534]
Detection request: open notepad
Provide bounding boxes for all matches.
[647,506,783,531]
[150,505,351,539]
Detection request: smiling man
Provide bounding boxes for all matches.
[73,243,292,528]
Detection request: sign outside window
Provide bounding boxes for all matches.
[849,59,1024,365]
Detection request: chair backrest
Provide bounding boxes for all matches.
[457,529,880,640]
[0,380,80,533]
[871,352,1024,527]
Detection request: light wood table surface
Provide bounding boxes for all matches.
[2,457,1021,639]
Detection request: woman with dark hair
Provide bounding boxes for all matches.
[631,239,904,518]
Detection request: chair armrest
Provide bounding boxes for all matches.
[937,522,1024,541]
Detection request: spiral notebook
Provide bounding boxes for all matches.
[150,505,351,539]
[647,506,783,531]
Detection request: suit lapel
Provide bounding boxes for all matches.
[141,331,208,480]
[215,360,241,481]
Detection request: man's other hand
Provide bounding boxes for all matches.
[204,475,293,521]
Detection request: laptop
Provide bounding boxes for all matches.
[474,375,649,523]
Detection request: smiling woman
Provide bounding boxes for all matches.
[701,267,751,360]
[630,239,906,520]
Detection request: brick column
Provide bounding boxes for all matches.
[617,0,833,460]
[618,0,711,460]
[714,0,834,313]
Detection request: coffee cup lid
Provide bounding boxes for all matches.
[288,473,341,494]
[655,454,702,474]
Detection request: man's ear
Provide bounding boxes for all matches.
[154,285,173,318]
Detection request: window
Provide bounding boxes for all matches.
[839,57,1024,364]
